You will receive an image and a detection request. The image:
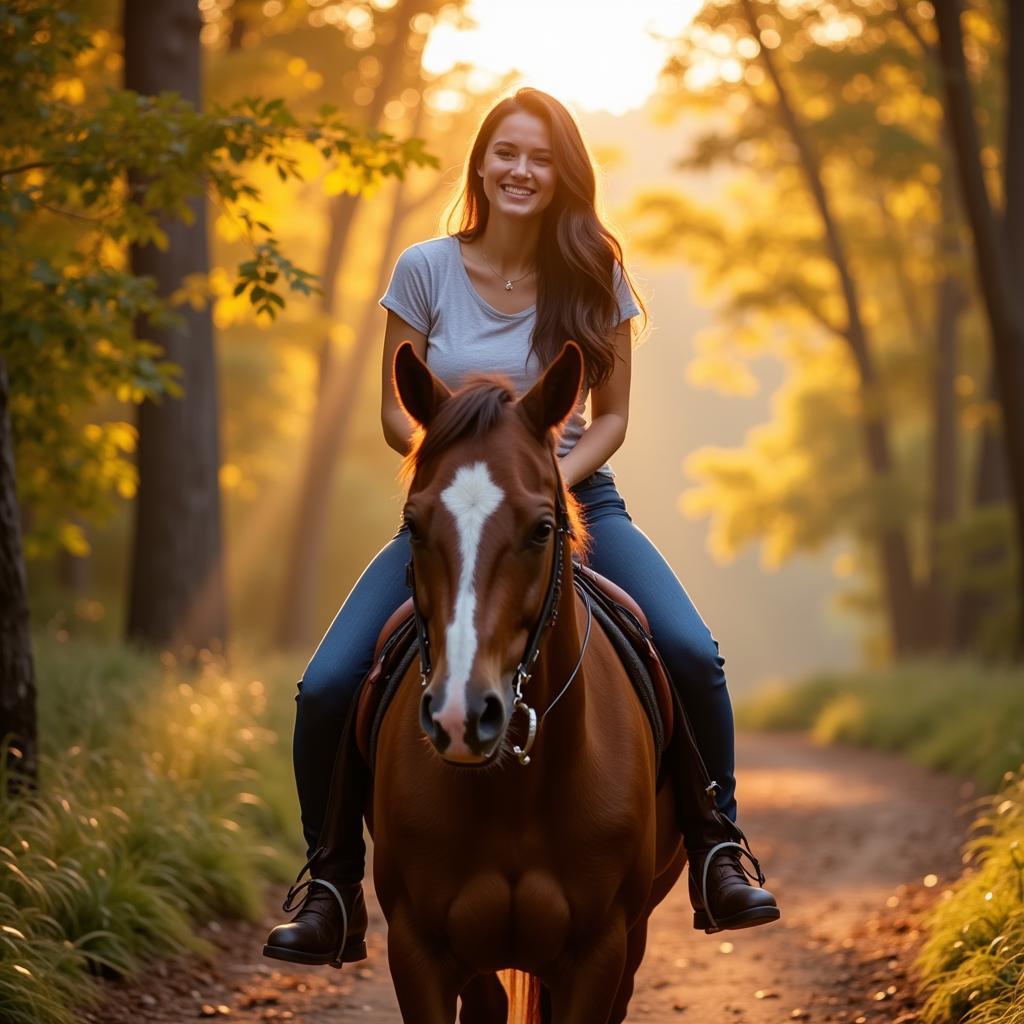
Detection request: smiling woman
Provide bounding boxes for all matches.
[422,0,704,114]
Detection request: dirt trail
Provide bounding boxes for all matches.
[95,732,974,1023]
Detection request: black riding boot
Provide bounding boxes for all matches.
[263,696,370,968]
[667,686,780,934]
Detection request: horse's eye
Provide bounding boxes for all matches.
[531,521,554,546]
[404,516,423,543]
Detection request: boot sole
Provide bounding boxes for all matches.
[261,937,368,969]
[693,905,780,934]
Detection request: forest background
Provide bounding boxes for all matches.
[2,1,1023,1023]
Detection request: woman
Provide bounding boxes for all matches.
[264,87,779,968]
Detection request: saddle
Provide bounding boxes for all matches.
[355,563,676,775]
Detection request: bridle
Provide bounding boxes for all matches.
[405,456,592,766]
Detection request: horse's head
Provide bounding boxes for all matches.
[393,339,586,765]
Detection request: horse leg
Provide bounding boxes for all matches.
[540,984,552,1023]
[459,974,508,1023]
[546,924,628,1024]
[387,912,462,1023]
[607,918,650,1024]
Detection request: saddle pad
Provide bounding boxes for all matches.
[582,587,665,778]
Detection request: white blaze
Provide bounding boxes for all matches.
[435,461,504,744]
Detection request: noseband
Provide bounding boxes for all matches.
[404,457,592,766]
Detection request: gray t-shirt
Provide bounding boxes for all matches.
[378,234,641,478]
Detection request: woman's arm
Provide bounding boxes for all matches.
[380,310,429,455]
[557,319,632,488]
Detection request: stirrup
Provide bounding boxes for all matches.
[281,848,350,966]
[699,840,767,933]
[280,876,350,967]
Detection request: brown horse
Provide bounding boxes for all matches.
[369,339,686,1023]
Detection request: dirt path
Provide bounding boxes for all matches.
[95,732,974,1023]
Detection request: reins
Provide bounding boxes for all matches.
[405,455,590,766]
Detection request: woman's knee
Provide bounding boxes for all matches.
[656,624,728,699]
[295,654,365,722]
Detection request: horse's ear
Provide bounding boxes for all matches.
[393,341,451,427]
[518,341,584,439]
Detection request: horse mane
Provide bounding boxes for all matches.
[399,373,591,560]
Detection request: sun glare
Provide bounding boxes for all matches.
[422,0,705,116]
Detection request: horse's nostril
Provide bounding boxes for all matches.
[420,691,450,752]
[420,691,436,733]
[477,693,506,743]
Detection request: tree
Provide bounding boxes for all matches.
[635,0,988,654]
[933,0,1024,653]
[0,0,435,784]
[0,357,35,787]
[122,0,228,653]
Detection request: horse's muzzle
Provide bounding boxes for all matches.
[420,685,508,763]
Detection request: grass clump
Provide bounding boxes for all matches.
[916,766,1024,1024]
[735,660,1024,792]
[0,636,304,1024]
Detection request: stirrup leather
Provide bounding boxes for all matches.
[281,849,350,966]
[699,840,767,933]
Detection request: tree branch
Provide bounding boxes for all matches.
[0,160,58,179]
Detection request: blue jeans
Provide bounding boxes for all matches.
[293,472,738,856]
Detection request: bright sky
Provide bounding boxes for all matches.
[422,0,705,116]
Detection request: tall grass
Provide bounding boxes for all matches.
[735,660,1024,792]
[916,766,1024,1024]
[0,636,304,1024]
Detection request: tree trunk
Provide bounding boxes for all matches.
[934,0,1024,655]
[275,0,418,649]
[955,369,1012,650]
[123,0,227,654]
[741,0,923,655]
[0,354,37,790]
[923,155,966,649]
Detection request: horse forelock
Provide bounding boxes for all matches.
[399,374,514,486]
[399,373,590,560]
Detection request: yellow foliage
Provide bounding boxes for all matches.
[60,522,90,557]
[687,350,759,397]
[323,156,371,197]
[107,422,137,452]
[208,267,233,297]
[169,272,213,311]
[53,77,85,104]
[215,214,244,243]
[219,463,243,490]
[100,236,126,268]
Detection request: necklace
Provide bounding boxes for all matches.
[479,247,536,291]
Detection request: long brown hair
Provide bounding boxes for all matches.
[443,87,648,390]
